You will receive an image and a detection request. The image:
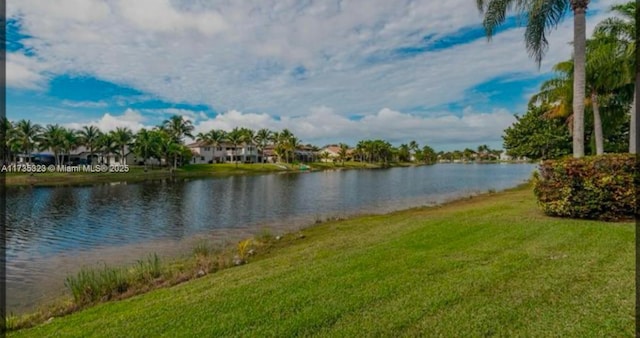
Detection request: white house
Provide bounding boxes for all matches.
[187,141,260,164]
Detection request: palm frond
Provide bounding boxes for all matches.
[525,0,570,66]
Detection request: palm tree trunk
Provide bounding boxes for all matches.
[592,93,603,155]
[571,2,588,158]
[630,77,638,154]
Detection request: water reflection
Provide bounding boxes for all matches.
[7,163,536,313]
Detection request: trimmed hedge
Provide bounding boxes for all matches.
[533,154,638,220]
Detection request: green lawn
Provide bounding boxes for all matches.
[10,185,634,337]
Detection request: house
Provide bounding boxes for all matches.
[319,145,341,162]
[187,141,261,164]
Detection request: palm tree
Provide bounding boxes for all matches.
[422,145,437,164]
[78,125,102,165]
[15,120,42,163]
[133,128,156,170]
[225,127,245,168]
[408,140,419,162]
[99,133,118,165]
[111,127,134,165]
[337,143,349,166]
[529,60,574,132]
[478,0,590,157]
[162,115,194,143]
[255,128,271,163]
[61,128,79,164]
[40,124,65,165]
[594,2,636,153]
[239,128,256,163]
[585,32,631,154]
[398,144,411,162]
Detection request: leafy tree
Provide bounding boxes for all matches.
[503,105,572,159]
[594,1,636,153]
[478,0,591,157]
[421,145,437,164]
[397,144,411,162]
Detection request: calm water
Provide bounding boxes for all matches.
[7,163,536,313]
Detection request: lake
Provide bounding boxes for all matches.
[7,163,537,313]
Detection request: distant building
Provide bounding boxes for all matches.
[187,141,260,164]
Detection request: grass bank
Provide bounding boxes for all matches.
[5,162,417,186]
[9,185,634,336]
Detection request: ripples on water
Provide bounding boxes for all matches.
[7,163,536,313]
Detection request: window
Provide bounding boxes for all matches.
[204,147,211,151]
[217,147,222,151]
[201,156,205,161]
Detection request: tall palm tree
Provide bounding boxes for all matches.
[478,0,590,157]
[77,125,102,165]
[337,143,349,165]
[239,128,256,163]
[40,124,65,165]
[585,32,631,154]
[255,128,271,163]
[15,120,42,163]
[99,133,119,165]
[408,140,419,162]
[111,127,134,165]
[133,128,156,170]
[225,127,245,168]
[594,1,636,153]
[162,115,194,143]
[61,128,79,164]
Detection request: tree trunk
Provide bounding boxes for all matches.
[592,93,603,155]
[630,78,638,154]
[571,2,588,158]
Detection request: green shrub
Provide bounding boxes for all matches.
[533,154,638,220]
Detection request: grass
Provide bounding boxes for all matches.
[9,185,634,337]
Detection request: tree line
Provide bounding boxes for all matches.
[480,0,636,158]
[1,115,451,168]
[0,115,195,169]
[499,2,635,160]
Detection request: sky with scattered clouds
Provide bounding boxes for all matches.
[6,0,623,150]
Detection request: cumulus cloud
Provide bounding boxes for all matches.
[191,107,515,149]
[6,0,616,148]
[65,109,149,132]
[6,53,48,89]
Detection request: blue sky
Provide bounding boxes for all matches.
[6,0,621,150]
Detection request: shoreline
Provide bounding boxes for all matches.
[6,182,530,331]
[9,181,633,336]
[4,161,532,187]
[4,161,415,187]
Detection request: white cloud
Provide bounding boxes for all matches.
[65,109,149,132]
[6,0,618,148]
[61,100,108,108]
[6,53,48,89]
[192,107,515,149]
